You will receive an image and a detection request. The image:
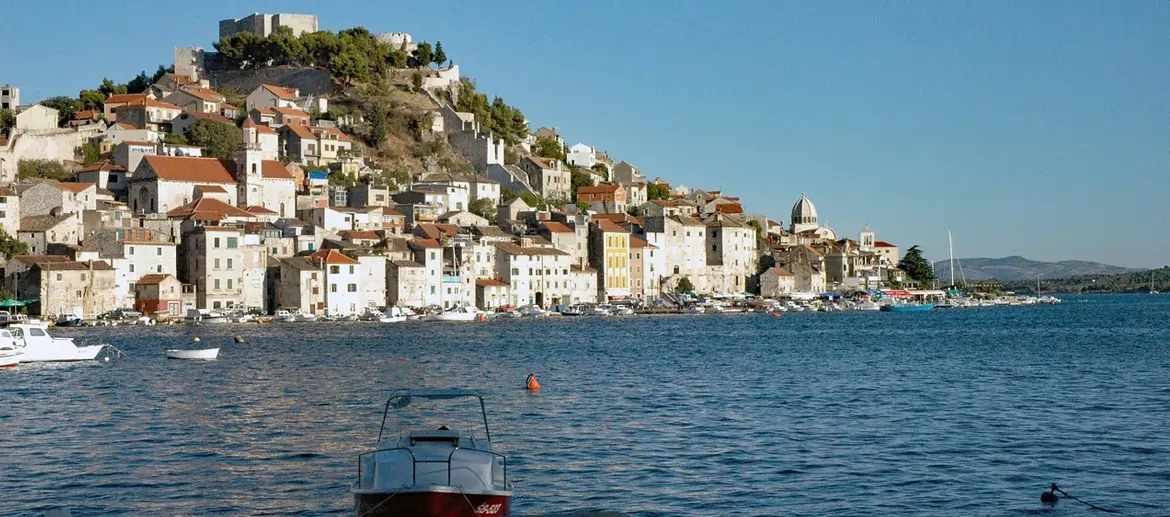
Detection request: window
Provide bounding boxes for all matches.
[348,284,357,292]
[226,237,238,249]
[214,237,221,248]
[56,273,62,281]
[511,268,518,275]
[76,290,83,297]
[349,265,354,274]
[712,245,718,251]
[331,284,337,292]
[157,265,163,272]
[330,265,340,274]
[430,286,436,294]
[227,279,233,289]
[129,264,135,273]
[214,279,220,290]
[128,246,135,255]
[312,287,319,295]
[214,301,222,309]
[157,247,162,255]
[214,258,220,270]
[226,258,233,270]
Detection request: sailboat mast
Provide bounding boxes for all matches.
[948,231,955,287]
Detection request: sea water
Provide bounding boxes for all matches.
[1,294,1168,516]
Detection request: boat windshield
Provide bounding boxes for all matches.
[378,390,491,445]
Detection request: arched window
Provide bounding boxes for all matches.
[251,163,257,174]
[150,198,156,213]
[183,197,189,205]
[280,202,286,215]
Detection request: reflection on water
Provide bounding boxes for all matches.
[2,294,1169,516]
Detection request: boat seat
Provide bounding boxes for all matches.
[409,429,461,446]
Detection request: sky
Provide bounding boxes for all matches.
[2,1,1168,267]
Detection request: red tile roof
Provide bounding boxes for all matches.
[262,84,299,100]
[629,235,656,249]
[340,230,380,240]
[476,278,509,287]
[176,87,224,102]
[767,267,793,277]
[104,93,149,105]
[78,163,126,173]
[242,118,277,134]
[244,205,278,215]
[194,184,228,194]
[272,106,309,118]
[166,197,255,219]
[594,220,629,234]
[142,156,293,182]
[58,182,96,194]
[593,213,641,225]
[410,238,442,249]
[540,221,573,233]
[578,184,620,195]
[123,98,182,110]
[715,203,744,214]
[308,249,360,265]
[74,110,98,120]
[134,273,175,285]
[874,241,897,248]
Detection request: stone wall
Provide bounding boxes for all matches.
[207,67,333,97]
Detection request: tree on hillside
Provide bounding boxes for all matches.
[163,133,188,145]
[185,119,243,160]
[126,71,153,94]
[410,42,434,68]
[570,168,594,200]
[469,197,496,222]
[78,89,106,111]
[17,159,71,181]
[434,41,447,67]
[0,228,29,260]
[365,102,388,147]
[81,142,102,165]
[331,49,371,86]
[0,109,15,136]
[647,182,670,200]
[533,136,565,161]
[98,77,127,97]
[898,245,936,285]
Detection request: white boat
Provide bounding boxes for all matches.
[0,329,24,367]
[586,304,611,316]
[353,389,513,517]
[0,311,29,327]
[184,308,228,324]
[166,348,220,360]
[610,305,635,316]
[517,305,550,318]
[295,311,318,322]
[425,305,483,322]
[9,323,107,362]
[706,304,726,314]
[684,305,705,314]
[560,305,585,316]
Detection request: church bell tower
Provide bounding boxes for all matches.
[237,141,264,208]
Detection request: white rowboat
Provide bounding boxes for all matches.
[166,348,220,360]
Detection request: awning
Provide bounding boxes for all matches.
[0,299,28,307]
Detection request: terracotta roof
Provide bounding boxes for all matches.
[244,205,278,215]
[58,182,96,194]
[540,221,573,233]
[802,244,823,257]
[142,155,293,182]
[104,93,149,105]
[526,156,557,169]
[594,219,630,234]
[123,98,182,110]
[570,264,596,272]
[178,110,233,125]
[629,235,656,249]
[38,260,113,271]
[114,123,135,130]
[767,267,793,277]
[242,118,277,134]
[134,273,174,285]
[166,197,254,219]
[313,125,352,142]
[874,241,897,248]
[194,184,228,194]
[283,124,316,139]
[78,163,126,173]
[578,184,621,195]
[254,108,276,117]
[308,249,360,265]
[382,207,403,216]
[160,73,196,85]
[74,110,98,120]
[272,106,309,118]
[767,220,782,227]
[476,278,510,287]
[593,213,641,226]
[715,203,744,214]
[491,242,569,256]
[175,87,224,102]
[340,230,380,240]
[409,238,442,249]
[9,255,71,267]
[19,214,72,232]
[262,84,299,100]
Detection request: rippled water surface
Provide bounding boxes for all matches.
[3,294,1169,516]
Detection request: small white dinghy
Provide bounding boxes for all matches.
[165,348,220,360]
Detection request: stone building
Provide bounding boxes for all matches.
[20,260,117,318]
[219,13,318,39]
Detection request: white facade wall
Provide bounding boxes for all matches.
[566,143,596,169]
[358,255,388,308]
[323,260,362,315]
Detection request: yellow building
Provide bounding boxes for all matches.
[589,220,630,300]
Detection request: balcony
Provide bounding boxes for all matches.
[442,274,462,284]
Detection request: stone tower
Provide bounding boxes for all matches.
[237,142,264,208]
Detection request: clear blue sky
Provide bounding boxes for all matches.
[3,1,1167,267]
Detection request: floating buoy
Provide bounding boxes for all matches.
[770,311,782,318]
[525,374,541,391]
[193,337,201,343]
[234,335,244,344]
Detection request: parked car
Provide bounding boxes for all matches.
[99,308,143,321]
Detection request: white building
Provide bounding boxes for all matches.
[566,143,596,169]
[1,85,19,110]
[491,240,572,308]
[15,105,59,131]
[308,249,362,315]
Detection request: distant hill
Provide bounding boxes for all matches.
[932,256,1139,282]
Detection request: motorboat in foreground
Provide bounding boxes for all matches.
[353,389,513,516]
[0,329,23,367]
[166,348,220,360]
[9,323,108,362]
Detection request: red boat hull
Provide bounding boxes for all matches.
[354,491,511,517]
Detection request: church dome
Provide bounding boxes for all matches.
[790,192,819,233]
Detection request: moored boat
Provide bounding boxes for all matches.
[185,308,229,324]
[353,389,513,517]
[0,329,24,367]
[425,305,483,322]
[880,303,934,312]
[9,323,108,362]
[165,348,220,360]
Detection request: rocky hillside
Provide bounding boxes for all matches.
[933,255,1138,281]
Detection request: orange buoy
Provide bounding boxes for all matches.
[525,374,541,391]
